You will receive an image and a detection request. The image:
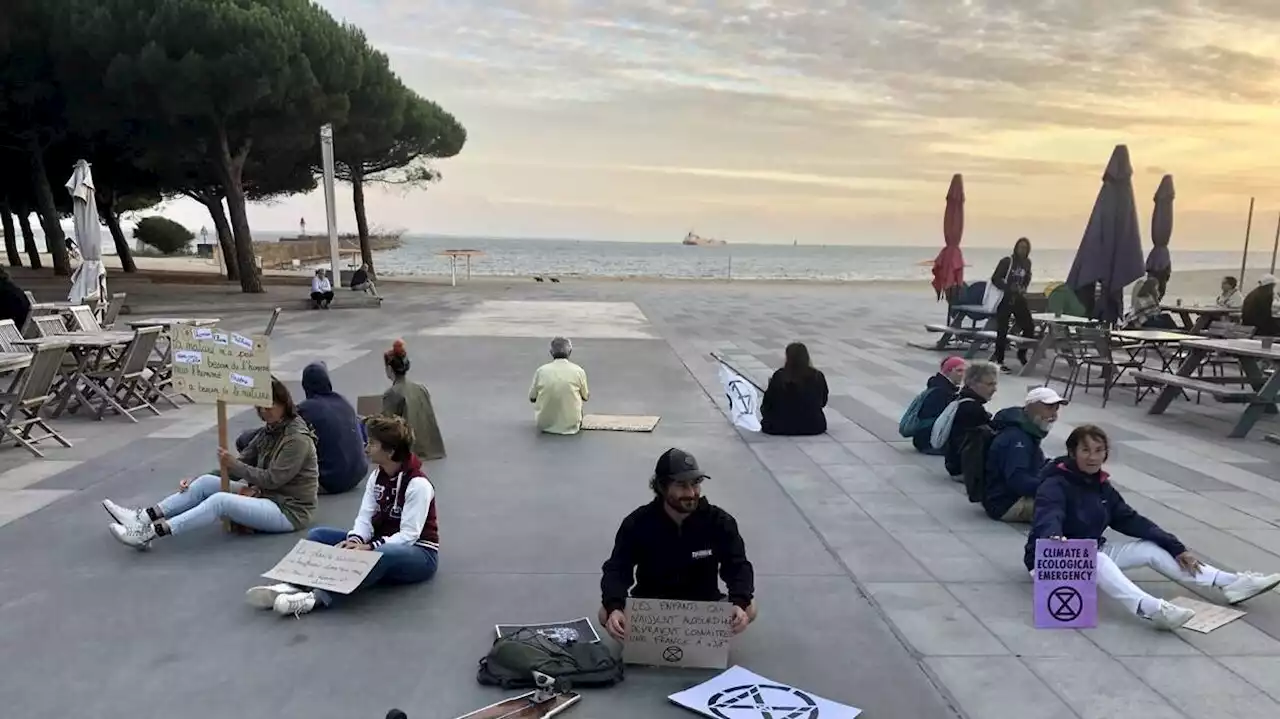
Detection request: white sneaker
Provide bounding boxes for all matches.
[274,592,317,617]
[102,499,147,531]
[1222,572,1280,605]
[1144,600,1195,631]
[246,583,300,609]
[108,521,156,550]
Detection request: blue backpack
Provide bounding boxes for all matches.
[898,389,934,437]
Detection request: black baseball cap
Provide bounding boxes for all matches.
[655,448,708,483]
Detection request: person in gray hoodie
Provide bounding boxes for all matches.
[297,362,369,494]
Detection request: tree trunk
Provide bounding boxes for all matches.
[351,162,373,270]
[96,190,137,272]
[18,213,41,269]
[191,191,238,281]
[27,138,70,276]
[0,202,20,267]
[212,125,261,293]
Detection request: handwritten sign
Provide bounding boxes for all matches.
[260,539,382,594]
[1033,538,1098,629]
[624,598,732,669]
[171,324,271,405]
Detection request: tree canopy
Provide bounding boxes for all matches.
[0,0,466,290]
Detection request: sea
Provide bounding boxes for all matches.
[78,232,1272,283]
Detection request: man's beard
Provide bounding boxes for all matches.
[667,496,698,514]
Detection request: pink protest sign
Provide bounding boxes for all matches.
[1033,538,1098,629]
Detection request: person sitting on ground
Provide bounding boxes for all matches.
[983,387,1064,523]
[911,356,964,454]
[245,415,439,617]
[350,263,378,297]
[310,269,334,309]
[383,339,446,460]
[943,360,998,479]
[1124,271,1175,329]
[528,336,590,435]
[1242,275,1279,337]
[1026,424,1280,630]
[102,377,318,549]
[599,448,756,642]
[296,361,369,494]
[761,341,828,436]
[1216,275,1244,309]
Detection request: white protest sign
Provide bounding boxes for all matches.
[624,598,732,669]
[669,665,862,719]
[260,539,382,594]
[718,364,761,432]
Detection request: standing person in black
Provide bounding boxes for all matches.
[990,237,1034,372]
[761,341,828,436]
[599,448,757,642]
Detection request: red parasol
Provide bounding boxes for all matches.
[931,174,966,300]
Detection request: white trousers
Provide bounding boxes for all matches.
[1096,540,1230,615]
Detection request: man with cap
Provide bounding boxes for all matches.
[598,448,756,642]
[912,356,965,454]
[982,387,1066,523]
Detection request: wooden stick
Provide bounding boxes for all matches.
[217,399,230,532]
[1270,212,1280,275]
[1240,197,1255,284]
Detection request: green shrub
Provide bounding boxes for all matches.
[132,217,194,255]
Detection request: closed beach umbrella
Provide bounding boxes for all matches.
[1146,174,1175,298]
[1066,145,1146,323]
[66,159,106,306]
[931,174,966,301]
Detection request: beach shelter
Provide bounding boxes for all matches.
[1066,145,1146,323]
[931,174,966,301]
[66,159,106,307]
[1145,174,1175,298]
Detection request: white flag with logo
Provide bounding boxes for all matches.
[718,363,761,432]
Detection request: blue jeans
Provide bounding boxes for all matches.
[304,526,439,607]
[156,474,295,535]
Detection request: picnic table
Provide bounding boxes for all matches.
[1018,313,1100,376]
[14,332,135,417]
[1141,337,1280,438]
[1159,304,1239,333]
[438,249,484,287]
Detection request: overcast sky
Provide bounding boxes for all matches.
[155,0,1280,248]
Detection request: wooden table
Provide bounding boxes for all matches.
[1019,314,1102,376]
[438,249,484,287]
[125,317,219,329]
[0,352,32,373]
[1148,338,1280,437]
[1159,305,1239,333]
[14,332,134,417]
[124,317,220,406]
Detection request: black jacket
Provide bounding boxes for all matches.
[991,254,1032,295]
[601,497,754,612]
[761,368,828,436]
[1023,460,1187,571]
[1242,284,1278,337]
[298,362,369,493]
[912,373,956,451]
[944,386,992,476]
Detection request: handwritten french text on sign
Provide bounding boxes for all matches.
[260,539,382,594]
[171,324,271,405]
[1033,538,1098,629]
[624,598,732,669]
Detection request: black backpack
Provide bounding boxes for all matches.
[476,628,624,689]
[960,424,996,504]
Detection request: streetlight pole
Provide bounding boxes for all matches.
[319,124,341,282]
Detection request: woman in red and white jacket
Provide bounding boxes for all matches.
[246,415,440,617]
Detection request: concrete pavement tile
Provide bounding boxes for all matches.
[840,439,918,466]
[865,582,1008,656]
[1219,657,1280,703]
[748,443,821,474]
[1118,656,1280,717]
[824,419,882,443]
[924,657,1077,719]
[848,492,948,531]
[1081,596,1204,657]
[1174,605,1280,656]
[797,440,858,466]
[1174,528,1280,577]
[1104,462,1193,496]
[0,461,81,491]
[1227,529,1280,557]
[820,462,899,494]
[825,396,901,441]
[950,583,1107,658]
[829,524,934,582]
[887,530,1009,583]
[1120,493,1213,531]
[1114,448,1243,493]
[0,489,76,528]
[1144,492,1278,531]
[1025,656,1187,719]
[1202,492,1280,524]
[869,464,961,494]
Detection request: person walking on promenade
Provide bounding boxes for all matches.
[990,237,1034,372]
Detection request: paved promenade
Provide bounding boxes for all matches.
[3,279,1280,718]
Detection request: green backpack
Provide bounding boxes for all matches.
[476,628,625,689]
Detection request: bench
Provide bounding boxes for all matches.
[924,323,981,337]
[1132,371,1256,403]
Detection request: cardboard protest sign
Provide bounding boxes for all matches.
[171,325,272,405]
[261,539,382,594]
[1171,596,1247,633]
[623,598,732,669]
[669,665,862,719]
[1033,538,1098,629]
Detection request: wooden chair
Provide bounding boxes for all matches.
[0,320,27,353]
[0,343,73,457]
[100,293,127,329]
[264,307,283,337]
[67,304,102,333]
[1059,327,1146,407]
[31,314,69,338]
[81,326,163,422]
[22,290,35,304]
